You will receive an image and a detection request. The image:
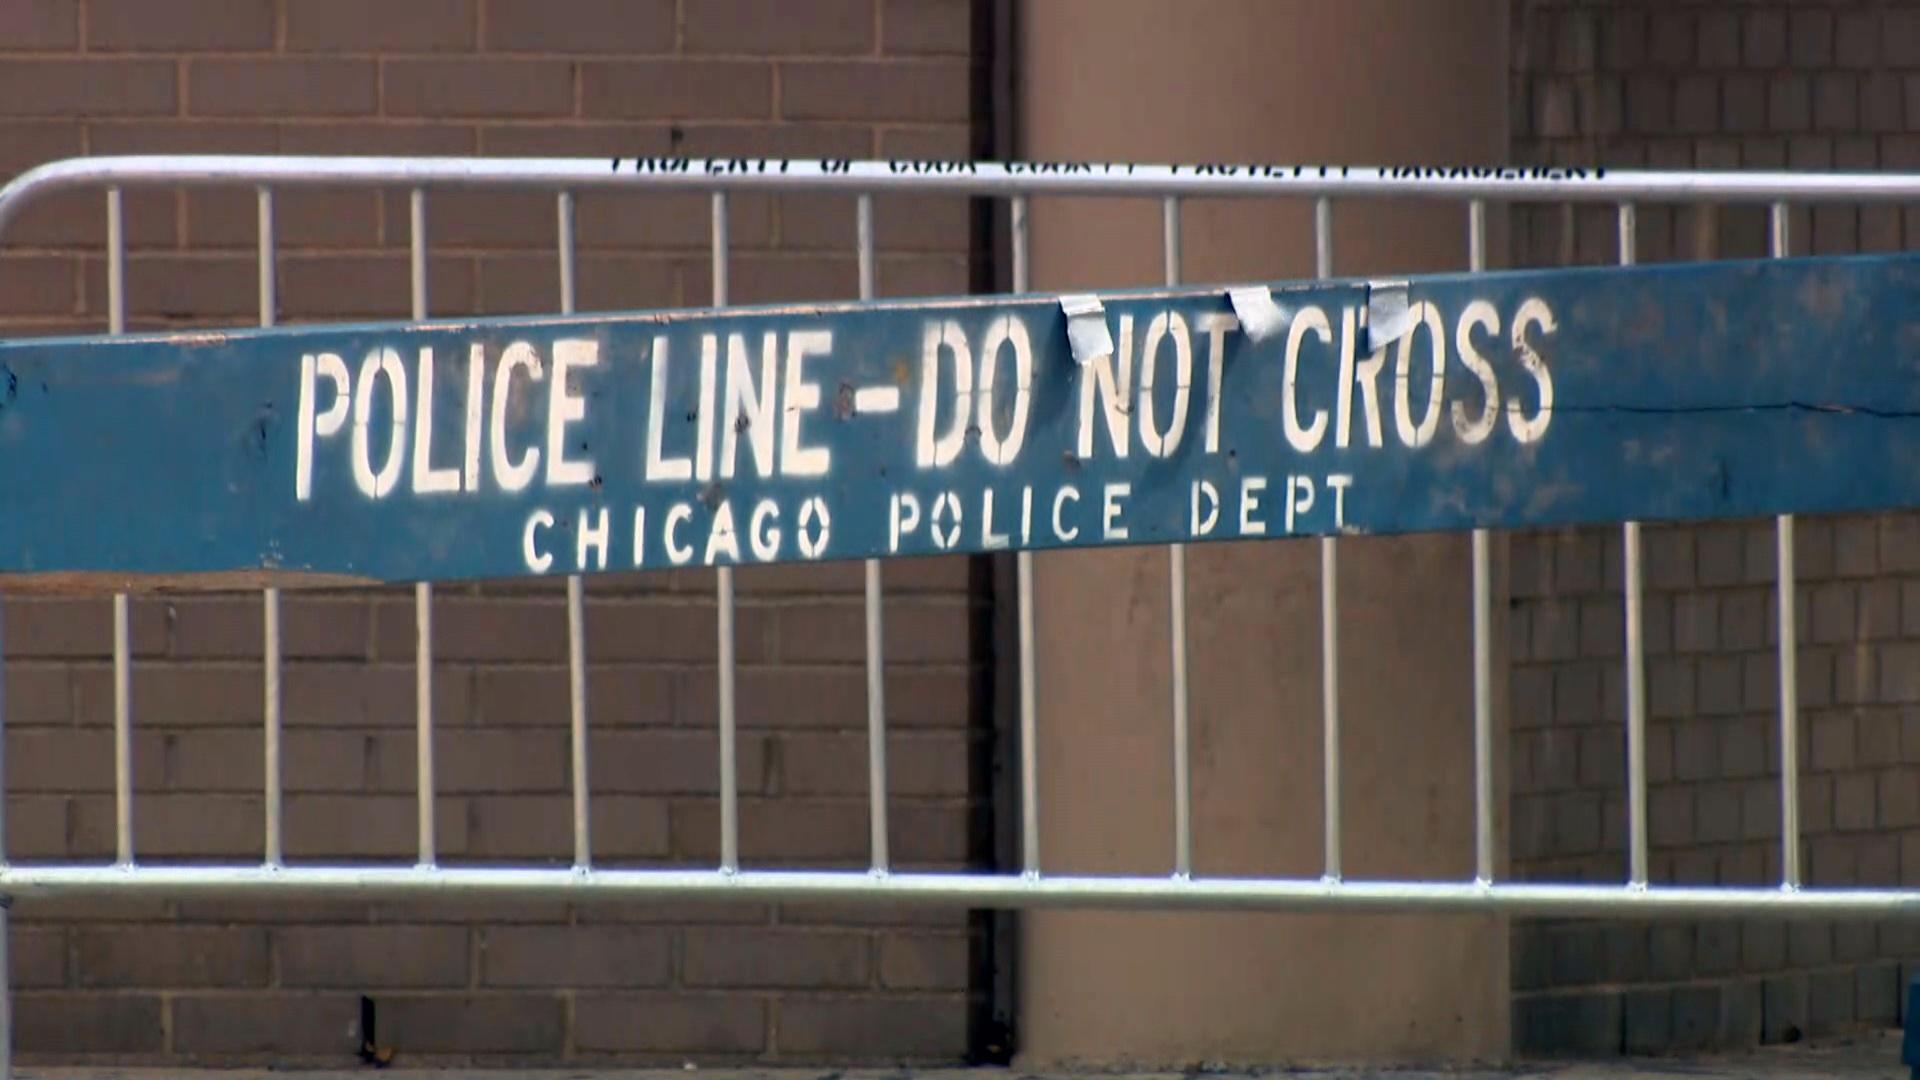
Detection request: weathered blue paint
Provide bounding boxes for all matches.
[0,253,1916,586]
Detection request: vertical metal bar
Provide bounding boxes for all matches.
[857,193,890,874]
[1011,194,1039,876]
[1619,202,1648,887]
[1469,199,1495,885]
[258,186,284,869]
[409,188,436,867]
[712,191,739,874]
[557,191,592,871]
[1770,201,1801,889]
[1316,196,1341,882]
[1162,196,1192,878]
[108,187,134,869]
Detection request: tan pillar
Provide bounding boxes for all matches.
[1015,0,1513,1065]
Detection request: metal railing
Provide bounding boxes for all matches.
[0,153,1917,1070]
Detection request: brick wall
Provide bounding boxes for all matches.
[1510,0,1920,1057]
[0,0,996,1066]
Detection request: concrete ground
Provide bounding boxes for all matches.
[14,1032,1920,1080]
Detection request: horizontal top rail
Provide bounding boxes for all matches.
[5,155,1920,242]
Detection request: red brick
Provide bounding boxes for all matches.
[781,61,969,123]
[5,597,166,659]
[878,931,967,989]
[483,0,674,53]
[779,731,969,796]
[892,801,970,866]
[377,994,565,1053]
[277,925,469,988]
[283,662,473,729]
[583,600,772,663]
[373,595,567,663]
[72,663,265,728]
[13,927,66,989]
[436,729,568,792]
[172,896,367,923]
[189,60,377,119]
[476,122,673,157]
[592,730,769,794]
[0,254,77,317]
[287,0,477,51]
[582,61,774,120]
[672,798,865,864]
[75,927,269,988]
[573,991,765,1053]
[568,253,681,313]
[1,662,72,726]
[775,995,963,1059]
[279,254,477,318]
[0,0,76,50]
[879,124,974,161]
[685,0,873,55]
[675,122,871,159]
[283,793,468,858]
[775,900,963,926]
[882,0,969,56]
[385,59,573,118]
[7,794,69,858]
[9,728,163,792]
[14,993,164,1054]
[879,253,969,298]
[386,188,556,250]
[71,792,262,859]
[0,119,82,180]
[775,598,973,664]
[586,793,673,859]
[575,190,772,250]
[171,993,362,1055]
[462,792,572,859]
[479,925,670,987]
[278,121,477,156]
[169,596,370,659]
[368,895,569,924]
[88,0,272,50]
[685,927,867,988]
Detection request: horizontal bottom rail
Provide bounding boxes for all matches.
[0,866,1908,918]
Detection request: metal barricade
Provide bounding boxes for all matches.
[0,155,1916,1071]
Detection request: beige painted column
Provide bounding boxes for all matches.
[1015,0,1514,1065]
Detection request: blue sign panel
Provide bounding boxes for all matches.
[0,253,1916,586]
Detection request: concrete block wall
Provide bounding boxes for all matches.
[0,0,995,1066]
[1510,0,1920,1056]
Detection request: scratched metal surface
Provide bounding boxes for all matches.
[0,252,1913,589]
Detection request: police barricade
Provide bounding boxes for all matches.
[0,156,1916,1072]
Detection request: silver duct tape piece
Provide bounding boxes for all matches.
[1060,293,1113,365]
[1226,285,1289,344]
[1364,280,1411,353]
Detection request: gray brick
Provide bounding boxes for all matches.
[1675,594,1717,653]
[1763,974,1808,1044]
[1723,74,1765,133]
[1769,73,1813,130]
[1836,11,1879,68]
[1580,597,1624,658]
[1515,993,1623,1058]
[479,926,671,988]
[1880,515,1920,573]
[1808,967,1856,1035]
[379,994,565,1054]
[1721,590,1765,650]
[1651,924,1694,981]
[1883,769,1920,827]
[1650,658,1695,719]
[1718,980,1762,1046]
[1623,988,1671,1054]
[1534,601,1580,662]
[1837,773,1875,831]
[1862,834,1900,885]
[1861,711,1900,764]
[15,994,164,1054]
[1550,924,1607,987]
[1671,984,1721,1050]
[1651,785,1694,848]
[1789,923,1832,967]
[1697,785,1741,845]
[1721,718,1767,779]
[1695,920,1739,976]
[1859,963,1899,1026]
[1513,928,1552,992]
[1578,729,1625,789]
[1812,584,1857,644]
[1744,920,1787,972]
[1812,713,1855,771]
[1837,920,1879,963]
[1675,720,1720,781]
[1791,9,1833,67]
